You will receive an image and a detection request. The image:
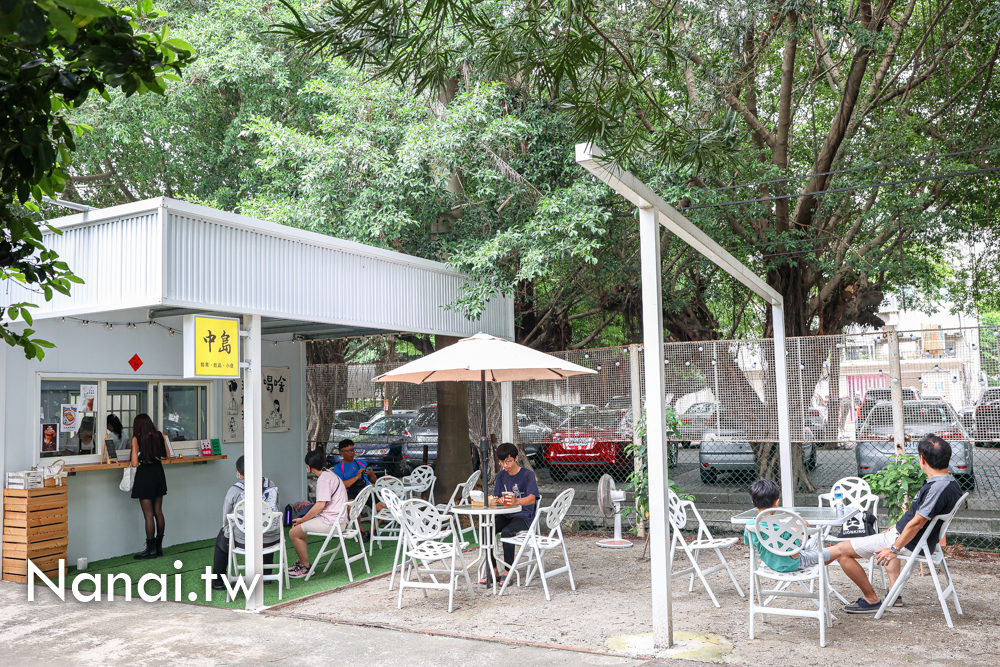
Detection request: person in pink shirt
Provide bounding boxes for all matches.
[288,449,348,578]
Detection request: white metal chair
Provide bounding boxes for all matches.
[435,469,480,546]
[225,500,289,601]
[380,488,410,591]
[874,492,969,627]
[667,490,745,607]
[747,508,831,647]
[397,499,474,613]
[818,476,884,598]
[303,485,373,582]
[370,476,405,555]
[498,488,576,601]
[404,465,437,505]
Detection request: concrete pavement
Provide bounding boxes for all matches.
[0,582,645,667]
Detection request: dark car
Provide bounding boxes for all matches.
[698,409,817,484]
[404,408,548,471]
[545,411,676,482]
[348,414,418,477]
[336,410,369,429]
[515,398,567,430]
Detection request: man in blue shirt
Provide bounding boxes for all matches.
[484,442,541,585]
[332,439,376,500]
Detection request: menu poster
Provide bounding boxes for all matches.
[41,423,58,452]
[80,384,98,412]
[60,404,79,433]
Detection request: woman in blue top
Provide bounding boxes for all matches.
[484,442,541,585]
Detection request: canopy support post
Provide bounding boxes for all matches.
[243,313,264,610]
[772,303,794,506]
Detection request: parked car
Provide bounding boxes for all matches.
[546,411,676,482]
[402,408,549,471]
[858,387,920,422]
[515,398,567,430]
[677,402,718,446]
[698,410,817,484]
[349,414,419,477]
[560,403,599,416]
[855,400,975,490]
[604,395,632,410]
[358,409,417,433]
[971,387,1000,443]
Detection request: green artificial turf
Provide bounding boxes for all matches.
[66,528,397,608]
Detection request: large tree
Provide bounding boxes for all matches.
[0,0,194,358]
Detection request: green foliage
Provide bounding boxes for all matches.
[622,409,691,534]
[865,455,927,525]
[0,0,194,358]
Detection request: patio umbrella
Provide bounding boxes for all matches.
[373,332,596,505]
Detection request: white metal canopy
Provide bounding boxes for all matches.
[576,143,793,649]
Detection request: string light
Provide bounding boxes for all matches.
[933,365,940,372]
[596,365,601,371]
[697,346,704,352]
[684,360,691,366]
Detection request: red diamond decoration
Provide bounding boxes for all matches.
[128,354,143,372]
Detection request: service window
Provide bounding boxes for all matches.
[40,379,99,458]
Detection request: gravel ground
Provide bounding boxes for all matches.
[275,535,1000,665]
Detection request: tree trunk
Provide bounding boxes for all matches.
[435,335,473,503]
[305,340,348,454]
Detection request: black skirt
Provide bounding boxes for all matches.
[131,459,168,499]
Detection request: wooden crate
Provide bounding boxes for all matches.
[2,487,68,584]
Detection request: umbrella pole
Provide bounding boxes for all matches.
[480,370,489,508]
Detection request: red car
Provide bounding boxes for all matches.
[545,412,631,482]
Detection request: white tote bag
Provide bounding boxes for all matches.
[119,465,136,492]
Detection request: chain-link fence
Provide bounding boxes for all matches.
[306,327,1000,551]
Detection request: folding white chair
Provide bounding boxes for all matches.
[667,490,745,607]
[748,508,831,647]
[397,499,474,613]
[818,476,884,599]
[303,485,373,582]
[226,500,289,601]
[404,465,437,505]
[380,488,409,591]
[370,476,405,555]
[498,488,576,601]
[875,492,969,627]
[435,470,480,546]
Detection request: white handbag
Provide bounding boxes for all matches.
[119,466,136,492]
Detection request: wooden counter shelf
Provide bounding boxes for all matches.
[65,454,227,474]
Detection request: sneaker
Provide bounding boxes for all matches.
[844,597,882,614]
[893,595,903,607]
[288,563,309,579]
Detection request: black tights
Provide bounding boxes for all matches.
[139,497,165,540]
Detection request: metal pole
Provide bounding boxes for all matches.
[501,382,514,444]
[629,344,645,538]
[639,207,672,649]
[480,370,490,508]
[885,325,905,456]
[771,303,794,507]
[243,314,264,610]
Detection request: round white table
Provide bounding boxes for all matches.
[450,505,521,594]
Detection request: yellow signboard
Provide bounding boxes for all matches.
[183,315,240,378]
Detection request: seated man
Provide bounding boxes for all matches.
[288,449,349,578]
[211,456,281,590]
[332,439,383,533]
[826,434,964,613]
[744,478,830,572]
[484,442,540,585]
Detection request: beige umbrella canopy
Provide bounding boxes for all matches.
[374,333,596,505]
[372,332,596,384]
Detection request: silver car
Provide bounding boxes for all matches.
[677,401,718,445]
[855,400,975,490]
[698,410,817,484]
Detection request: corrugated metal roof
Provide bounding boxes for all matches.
[3,198,513,339]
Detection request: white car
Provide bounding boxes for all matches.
[359,409,417,433]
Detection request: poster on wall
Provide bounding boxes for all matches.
[263,366,290,432]
[41,423,58,452]
[80,384,98,412]
[222,378,244,444]
[60,404,79,433]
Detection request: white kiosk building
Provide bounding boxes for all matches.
[0,198,513,579]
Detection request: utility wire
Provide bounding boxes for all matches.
[705,145,1000,194]
[681,166,1000,211]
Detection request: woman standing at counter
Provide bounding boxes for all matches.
[130,414,171,560]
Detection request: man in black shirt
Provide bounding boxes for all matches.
[825,435,964,613]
